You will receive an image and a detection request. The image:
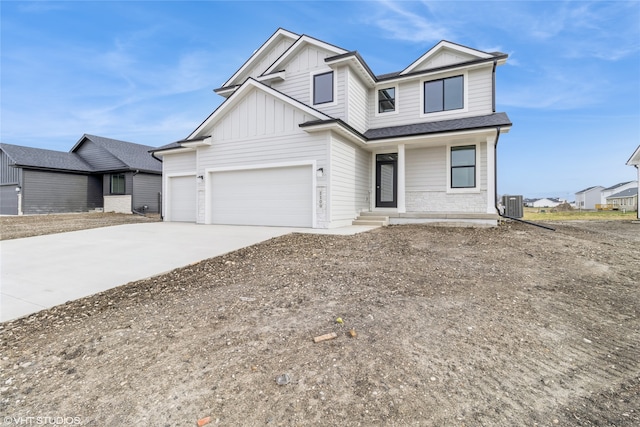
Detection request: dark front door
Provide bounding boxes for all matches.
[376,153,397,208]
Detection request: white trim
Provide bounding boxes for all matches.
[264,35,348,75]
[310,69,338,107]
[420,71,469,119]
[375,84,399,117]
[402,41,493,75]
[204,161,317,227]
[222,28,299,88]
[486,136,496,213]
[189,78,330,139]
[446,142,481,194]
[397,144,406,213]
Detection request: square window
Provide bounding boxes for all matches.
[424,75,463,113]
[378,87,396,113]
[451,145,475,188]
[110,174,125,194]
[313,71,333,105]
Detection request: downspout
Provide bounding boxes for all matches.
[493,126,555,231]
[492,60,496,113]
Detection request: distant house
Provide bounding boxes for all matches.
[605,188,638,212]
[528,198,562,208]
[601,181,637,205]
[627,145,640,219]
[575,186,604,210]
[0,135,162,215]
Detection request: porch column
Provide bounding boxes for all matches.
[486,135,496,214]
[397,144,406,213]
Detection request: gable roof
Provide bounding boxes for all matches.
[221,28,300,90]
[607,187,638,199]
[401,40,505,76]
[603,181,634,191]
[576,185,604,194]
[1,135,161,175]
[189,78,332,140]
[71,134,161,173]
[627,145,640,166]
[0,143,93,173]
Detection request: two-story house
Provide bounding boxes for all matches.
[151,28,512,228]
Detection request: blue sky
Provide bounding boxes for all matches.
[1,1,639,199]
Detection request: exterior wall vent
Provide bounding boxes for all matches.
[502,195,523,218]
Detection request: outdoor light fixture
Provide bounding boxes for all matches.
[197,175,204,180]
[316,168,324,177]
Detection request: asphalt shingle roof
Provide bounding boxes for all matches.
[363,112,512,140]
[1,135,161,174]
[607,187,638,198]
[0,143,93,172]
[76,135,162,173]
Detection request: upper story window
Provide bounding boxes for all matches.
[313,71,334,105]
[378,87,396,113]
[110,173,125,194]
[451,145,476,188]
[424,75,463,114]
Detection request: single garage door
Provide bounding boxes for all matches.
[168,175,196,222]
[210,165,312,227]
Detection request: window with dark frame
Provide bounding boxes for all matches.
[424,75,463,113]
[451,145,476,188]
[313,71,334,105]
[378,87,396,113]
[110,174,125,194]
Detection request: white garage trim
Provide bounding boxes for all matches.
[165,173,197,222]
[204,161,316,227]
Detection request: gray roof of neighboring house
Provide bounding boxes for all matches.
[0,143,94,173]
[576,185,604,194]
[72,134,162,173]
[603,181,633,191]
[607,187,638,199]
[1,135,161,174]
[363,112,512,140]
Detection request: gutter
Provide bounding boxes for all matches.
[493,126,556,231]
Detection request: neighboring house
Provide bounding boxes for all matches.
[528,198,563,208]
[152,28,512,228]
[575,186,605,210]
[606,188,638,212]
[0,135,162,215]
[601,181,637,205]
[627,145,640,219]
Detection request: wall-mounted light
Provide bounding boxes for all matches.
[316,168,324,178]
[197,175,204,181]
[15,186,21,193]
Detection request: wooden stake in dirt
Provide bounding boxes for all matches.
[313,332,338,343]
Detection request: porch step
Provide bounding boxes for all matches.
[352,214,389,227]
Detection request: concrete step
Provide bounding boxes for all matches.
[352,214,389,226]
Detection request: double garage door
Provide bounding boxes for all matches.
[210,165,313,227]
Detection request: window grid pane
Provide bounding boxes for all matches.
[451,146,476,188]
[378,87,395,113]
[314,72,333,105]
[424,75,463,113]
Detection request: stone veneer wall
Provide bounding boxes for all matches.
[104,195,132,214]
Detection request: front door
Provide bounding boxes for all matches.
[376,153,397,208]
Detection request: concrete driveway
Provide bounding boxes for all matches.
[1,222,375,322]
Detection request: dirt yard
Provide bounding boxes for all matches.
[0,212,160,241]
[1,215,638,426]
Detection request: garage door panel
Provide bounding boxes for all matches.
[210,165,312,227]
[169,176,196,222]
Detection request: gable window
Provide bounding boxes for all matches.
[110,173,125,194]
[424,75,463,113]
[451,145,476,188]
[313,71,334,105]
[378,87,396,113]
